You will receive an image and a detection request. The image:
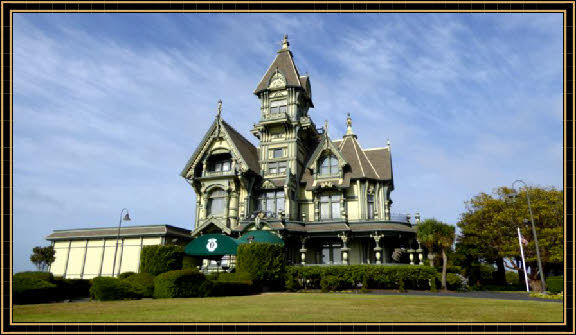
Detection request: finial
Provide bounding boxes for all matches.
[282,34,290,50]
[324,119,328,136]
[387,138,391,147]
[217,99,222,118]
[345,113,355,137]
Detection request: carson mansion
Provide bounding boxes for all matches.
[180,36,424,266]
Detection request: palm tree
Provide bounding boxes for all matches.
[416,219,456,291]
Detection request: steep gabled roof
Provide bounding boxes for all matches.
[254,47,303,94]
[180,115,259,178]
[339,135,381,180]
[221,120,260,173]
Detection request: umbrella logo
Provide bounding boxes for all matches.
[206,238,218,252]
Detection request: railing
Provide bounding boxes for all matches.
[389,213,410,223]
[262,112,290,122]
[203,169,236,177]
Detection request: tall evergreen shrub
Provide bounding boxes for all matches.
[236,243,285,290]
[140,245,185,276]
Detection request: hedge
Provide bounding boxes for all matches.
[153,269,206,298]
[287,265,438,291]
[236,243,285,290]
[202,272,255,296]
[123,273,155,297]
[13,272,91,304]
[89,277,141,301]
[13,272,59,304]
[546,275,563,294]
[140,245,185,276]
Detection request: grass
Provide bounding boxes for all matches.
[13,293,563,323]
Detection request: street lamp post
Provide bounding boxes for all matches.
[510,180,546,293]
[112,208,131,277]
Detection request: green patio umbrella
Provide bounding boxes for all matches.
[184,234,239,258]
[237,230,285,246]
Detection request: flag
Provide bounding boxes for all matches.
[519,231,528,245]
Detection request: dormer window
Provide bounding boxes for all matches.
[270,100,287,114]
[207,153,232,172]
[320,155,339,176]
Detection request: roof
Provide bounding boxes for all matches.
[46,225,192,241]
[254,48,303,94]
[180,116,260,178]
[300,136,393,189]
[221,120,260,173]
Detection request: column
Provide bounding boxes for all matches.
[408,248,415,265]
[370,233,383,265]
[416,241,424,265]
[339,233,349,265]
[384,200,391,220]
[300,237,308,265]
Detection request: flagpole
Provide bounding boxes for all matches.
[517,227,530,292]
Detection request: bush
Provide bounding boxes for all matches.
[13,272,59,304]
[118,272,137,279]
[287,265,437,291]
[182,256,201,270]
[89,277,141,301]
[123,273,155,297]
[53,278,91,299]
[237,243,285,290]
[437,273,468,291]
[140,245,185,276]
[546,275,563,294]
[321,275,348,292]
[153,269,206,298]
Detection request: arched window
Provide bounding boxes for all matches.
[207,189,226,216]
[319,155,339,176]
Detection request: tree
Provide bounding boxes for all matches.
[456,186,563,291]
[30,246,56,272]
[416,218,456,290]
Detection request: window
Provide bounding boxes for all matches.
[207,189,226,216]
[319,155,339,176]
[270,100,287,114]
[268,161,287,174]
[271,148,284,158]
[258,190,285,216]
[367,194,375,219]
[207,154,232,173]
[320,242,342,264]
[319,194,341,220]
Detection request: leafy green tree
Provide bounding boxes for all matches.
[456,186,563,290]
[30,246,56,272]
[416,219,455,290]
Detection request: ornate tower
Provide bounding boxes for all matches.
[251,35,319,219]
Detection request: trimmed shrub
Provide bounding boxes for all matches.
[153,269,206,298]
[546,275,563,294]
[320,275,347,292]
[140,245,185,276]
[13,272,59,304]
[237,243,285,290]
[287,265,437,291]
[182,256,202,270]
[89,277,141,301]
[53,278,91,299]
[123,273,155,297]
[118,272,137,279]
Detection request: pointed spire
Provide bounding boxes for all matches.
[217,99,222,118]
[281,34,290,50]
[344,112,356,138]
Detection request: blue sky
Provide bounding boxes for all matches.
[12,13,563,273]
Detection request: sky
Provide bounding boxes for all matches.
[12,13,563,273]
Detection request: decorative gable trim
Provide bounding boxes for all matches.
[305,133,348,172]
[180,117,253,179]
[261,180,277,189]
[191,217,231,237]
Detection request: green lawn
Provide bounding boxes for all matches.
[13,293,563,323]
